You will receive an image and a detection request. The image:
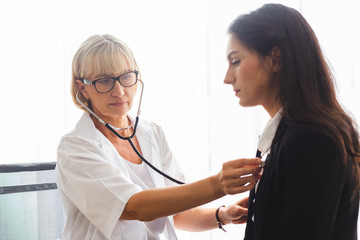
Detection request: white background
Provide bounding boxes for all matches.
[0,0,359,239]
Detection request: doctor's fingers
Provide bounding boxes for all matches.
[232,215,248,224]
[222,172,259,185]
[222,179,256,195]
[223,158,262,169]
[222,166,261,179]
[220,171,259,194]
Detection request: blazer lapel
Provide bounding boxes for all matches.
[252,119,286,240]
[253,149,275,239]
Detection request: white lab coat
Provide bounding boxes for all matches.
[56,113,187,240]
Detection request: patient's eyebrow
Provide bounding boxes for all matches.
[227,51,238,60]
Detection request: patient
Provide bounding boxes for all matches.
[224,3,360,240]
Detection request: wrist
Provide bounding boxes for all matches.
[218,206,231,225]
[211,174,226,198]
[215,205,227,232]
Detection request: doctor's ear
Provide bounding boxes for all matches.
[76,79,89,99]
[270,46,281,73]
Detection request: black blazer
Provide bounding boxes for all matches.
[244,119,359,240]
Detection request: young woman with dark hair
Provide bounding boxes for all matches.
[224,3,359,240]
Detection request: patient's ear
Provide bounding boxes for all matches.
[76,79,89,99]
[271,46,281,73]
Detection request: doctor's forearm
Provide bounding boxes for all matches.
[173,207,220,232]
[120,175,225,221]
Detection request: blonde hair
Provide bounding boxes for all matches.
[71,34,140,111]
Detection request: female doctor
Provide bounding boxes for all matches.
[55,34,262,240]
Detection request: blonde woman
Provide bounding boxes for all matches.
[56,34,261,240]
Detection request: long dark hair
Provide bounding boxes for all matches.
[228,3,360,196]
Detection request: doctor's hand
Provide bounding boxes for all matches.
[219,197,250,225]
[217,158,262,195]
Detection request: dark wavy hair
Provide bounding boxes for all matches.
[228,3,360,196]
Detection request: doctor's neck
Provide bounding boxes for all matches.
[91,115,134,137]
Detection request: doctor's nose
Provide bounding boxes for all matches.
[111,80,125,96]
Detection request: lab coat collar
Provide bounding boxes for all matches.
[76,113,167,188]
[75,113,98,141]
[75,113,152,141]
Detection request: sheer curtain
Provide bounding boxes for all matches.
[0,0,358,239]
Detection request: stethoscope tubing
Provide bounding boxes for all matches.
[105,122,185,185]
[76,80,185,185]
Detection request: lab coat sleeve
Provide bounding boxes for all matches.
[56,135,142,239]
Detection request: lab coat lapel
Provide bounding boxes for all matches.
[136,122,167,188]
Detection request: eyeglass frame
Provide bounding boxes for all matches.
[80,70,139,93]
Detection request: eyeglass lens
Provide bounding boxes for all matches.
[95,72,137,93]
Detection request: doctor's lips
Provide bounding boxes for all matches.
[234,89,240,95]
[110,101,128,106]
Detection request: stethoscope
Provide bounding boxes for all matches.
[76,79,185,185]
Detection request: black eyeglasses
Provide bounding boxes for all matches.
[82,70,139,93]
